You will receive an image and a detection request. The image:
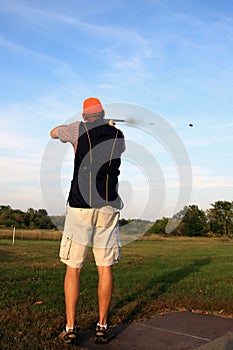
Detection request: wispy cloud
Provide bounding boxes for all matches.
[0,2,152,54]
[0,157,40,184]
[185,134,233,148]
[1,1,232,216]
[0,2,153,85]
[0,35,70,71]
[192,166,233,189]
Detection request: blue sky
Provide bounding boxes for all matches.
[0,0,233,220]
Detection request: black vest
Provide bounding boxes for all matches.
[68,120,124,209]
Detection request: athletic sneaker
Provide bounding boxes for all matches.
[95,324,115,344]
[58,327,78,345]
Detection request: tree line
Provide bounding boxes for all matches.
[147,200,233,237]
[0,206,56,230]
[0,200,233,237]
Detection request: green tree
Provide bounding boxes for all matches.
[146,217,169,235]
[33,209,55,229]
[207,200,233,236]
[171,206,188,236]
[0,205,56,229]
[182,205,208,236]
[170,205,208,236]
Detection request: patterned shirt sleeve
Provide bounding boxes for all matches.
[57,121,80,144]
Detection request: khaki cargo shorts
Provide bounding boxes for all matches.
[59,204,121,268]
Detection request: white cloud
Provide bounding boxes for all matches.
[1,0,232,217]
[0,2,152,54]
[192,166,233,189]
[0,2,154,87]
[0,157,40,184]
[185,134,233,148]
[1,183,44,211]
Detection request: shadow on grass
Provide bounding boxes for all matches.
[0,248,18,263]
[76,258,212,348]
[112,257,212,323]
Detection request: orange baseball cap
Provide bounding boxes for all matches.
[83,97,104,115]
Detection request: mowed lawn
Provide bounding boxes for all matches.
[0,236,233,349]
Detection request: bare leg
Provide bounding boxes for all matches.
[97,265,113,325]
[64,266,81,328]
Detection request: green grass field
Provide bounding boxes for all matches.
[0,236,233,349]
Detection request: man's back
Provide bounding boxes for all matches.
[68,119,125,209]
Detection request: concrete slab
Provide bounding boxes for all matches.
[194,332,233,350]
[77,311,233,350]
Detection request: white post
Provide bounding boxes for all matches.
[12,227,16,245]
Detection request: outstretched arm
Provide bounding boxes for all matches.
[50,122,79,152]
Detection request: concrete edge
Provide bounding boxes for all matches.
[194,331,233,350]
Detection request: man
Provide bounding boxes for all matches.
[50,97,125,345]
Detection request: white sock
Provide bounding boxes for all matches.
[66,325,74,332]
[97,323,108,330]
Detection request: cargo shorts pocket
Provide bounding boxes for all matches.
[59,235,72,260]
[97,206,119,229]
